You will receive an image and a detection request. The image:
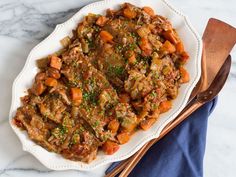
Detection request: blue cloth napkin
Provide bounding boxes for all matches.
[106,98,218,177]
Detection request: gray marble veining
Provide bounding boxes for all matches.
[0,2,77,41]
[0,0,235,177]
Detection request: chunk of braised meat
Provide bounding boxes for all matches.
[124,70,153,99]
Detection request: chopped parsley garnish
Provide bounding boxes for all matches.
[153,72,159,79]
[136,55,151,64]
[83,91,98,105]
[72,60,79,67]
[79,126,85,132]
[71,133,80,144]
[127,43,136,50]
[86,38,95,48]
[62,116,73,128]
[60,126,68,135]
[107,65,125,77]
[101,133,112,141]
[128,32,137,38]
[151,91,157,98]
[152,104,158,110]
[51,125,68,141]
[93,25,100,32]
[92,120,100,128]
[84,77,97,90]
[115,44,123,53]
[99,110,105,115]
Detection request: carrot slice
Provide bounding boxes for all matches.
[71,88,82,100]
[100,30,113,42]
[162,30,178,45]
[176,42,184,53]
[159,100,172,113]
[108,119,120,133]
[123,8,137,19]
[139,38,153,56]
[96,16,108,26]
[180,51,189,64]
[117,132,130,144]
[45,77,57,87]
[71,88,83,106]
[162,40,176,53]
[179,67,190,83]
[50,56,62,70]
[102,141,120,155]
[128,53,136,64]
[142,6,155,16]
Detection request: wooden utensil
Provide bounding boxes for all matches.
[118,56,231,177]
[202,18,236,90]
[190,18,236,99]
[105,18,236,177]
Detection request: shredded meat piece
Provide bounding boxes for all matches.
[124,70,153,99]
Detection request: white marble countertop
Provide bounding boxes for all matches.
[0,0,235,176]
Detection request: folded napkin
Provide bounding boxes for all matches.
[106,98,218,177]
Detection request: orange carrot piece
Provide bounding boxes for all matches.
[71,88,82,106]
[71,88,82,101]
[139,37,153,56]
[50,56,62,70]
[45,77,57,87]
[159,100,172,113]
[140,118,156,130]
[162,40,176,53]
[102,141,120,155]
[176,42,184,53]
[180,51,189,64]
[123,8,137,19]
[100,30,113,42]
[162,30,178,45]
[117,132,130,144]
[108,119,120,133]
[179,67,190,83]
[142,6,155,16]
[96,16,108,26]
[128,53,136,64]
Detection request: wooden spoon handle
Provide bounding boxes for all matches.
[105,160,130,177]
[118,101,202,177]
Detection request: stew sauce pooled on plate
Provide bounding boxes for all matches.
[13,3,189,163]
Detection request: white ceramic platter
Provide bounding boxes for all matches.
[9,0,202,171]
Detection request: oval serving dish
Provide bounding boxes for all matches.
[9,0,202,171]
